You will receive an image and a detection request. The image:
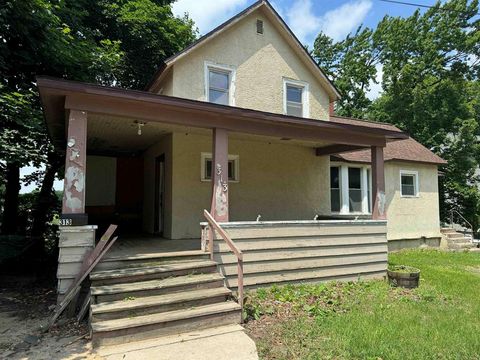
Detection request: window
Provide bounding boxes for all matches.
[283,79,309,117]
[205,62,235,106]
[330,167,341,212]
[348,168,362,212]
[330,165,371,214]
[201,153,239,182]
[400,170,418,197]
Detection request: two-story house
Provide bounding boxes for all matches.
[37,0,445,347]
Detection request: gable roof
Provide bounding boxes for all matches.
[146,0,341,100]
[332,137,447,165]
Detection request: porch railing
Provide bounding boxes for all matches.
[450,209,474,240]
[203,210,244,320]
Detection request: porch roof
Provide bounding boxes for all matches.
[37,76,408,151]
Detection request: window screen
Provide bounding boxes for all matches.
[330,167,341,212]
[286,85,303,116]
[401,173,416,196]
[348,168,362,212]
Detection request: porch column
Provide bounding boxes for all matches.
[371,146,386,220]
[61,109,88,224]
[210,128,229,222]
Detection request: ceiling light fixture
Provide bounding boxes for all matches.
[134,121,146,136]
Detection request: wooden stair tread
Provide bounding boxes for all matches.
[90,260,216,280]
[91,301,241,333]
[91,273,224,295]
[91,287,231,314]
[101,250,207,262]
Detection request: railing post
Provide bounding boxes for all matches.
[208,226,214,260]
[238,258,244,323]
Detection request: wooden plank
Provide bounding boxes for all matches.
[225,262,387,288]
[213,243,388,264]
[48,234,118,329]
[224,224,387,239]
[214,234,387,252]
[218,253,388,276]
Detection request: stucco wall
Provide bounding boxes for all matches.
[143,134,173,237]
[385,161,441,240]
[159,11,330,121]
[169,132,330,239]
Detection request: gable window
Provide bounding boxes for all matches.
[205,62,235,106]
[330,165,371,214]
[283,79,309,117]
[400,170,418,197]
[201,153,239,182]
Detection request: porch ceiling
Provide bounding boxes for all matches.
[37,77,408,152]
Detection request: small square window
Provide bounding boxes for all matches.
[400,171,418,197]
[201,153,239,182]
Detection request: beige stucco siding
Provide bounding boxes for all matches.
[385,161,441,240]
[143,134,173,237]
[169,133,330,239]
[159,11,330,120]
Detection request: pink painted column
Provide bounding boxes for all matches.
[371,146,386,220]
[210,128,229,222]
[61,109,88,225]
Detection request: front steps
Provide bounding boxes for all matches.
[90,251,241,347]
[441,228,475,250]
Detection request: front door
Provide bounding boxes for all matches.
[154,154,165,234]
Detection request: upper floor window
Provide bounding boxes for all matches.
[283,78,309,117]
[400,170,419,197]
[205,62,235,106]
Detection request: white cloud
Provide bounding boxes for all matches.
[172,0,249,34]
[366,63,383,100]
[280,0,372,45]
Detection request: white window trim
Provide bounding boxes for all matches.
[283,78,309,118]
[330,162,372,215]
[400,170,419,198]
[204,61,236,106]
[200,152,240,183]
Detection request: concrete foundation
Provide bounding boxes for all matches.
[387,237,441,252]
[57,225,97,303]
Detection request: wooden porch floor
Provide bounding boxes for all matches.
[104,235,203,260]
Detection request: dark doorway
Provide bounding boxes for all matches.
[154,154,166,235]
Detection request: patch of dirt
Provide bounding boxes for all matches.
[0,283,100,359]
[466,266,480,275]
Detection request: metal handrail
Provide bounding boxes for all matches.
[203,209,244,321]
[450,209,474,239]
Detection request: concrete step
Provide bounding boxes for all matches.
[91,273,225,303]
[95,250,210,271]
[441,227,455,233]
[449,243,474,250]
[90,260,217,286]
[91,287,232,320]
[446,233,466,239]
[448,238,472,244]
[91,301,242,347]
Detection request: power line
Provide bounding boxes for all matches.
[379,0,479,16]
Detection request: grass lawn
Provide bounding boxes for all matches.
[244,249,480,360]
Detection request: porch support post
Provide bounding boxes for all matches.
[371,146,386,220]
[210,128,229,222]
[61,109,88,224]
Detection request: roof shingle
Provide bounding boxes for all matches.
[332,137,447,165]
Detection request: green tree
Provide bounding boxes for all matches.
[0,0,196,256]
[313,0,480,228]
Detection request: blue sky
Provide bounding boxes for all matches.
[172,0,427,46]
[21,0,436,193]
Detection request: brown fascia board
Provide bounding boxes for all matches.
[330,156,447,166]
[145,0,341,100]
[37,76,407,142]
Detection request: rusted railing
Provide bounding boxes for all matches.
[203,210,243,320]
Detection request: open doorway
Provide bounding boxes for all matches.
[154,154,165,235]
